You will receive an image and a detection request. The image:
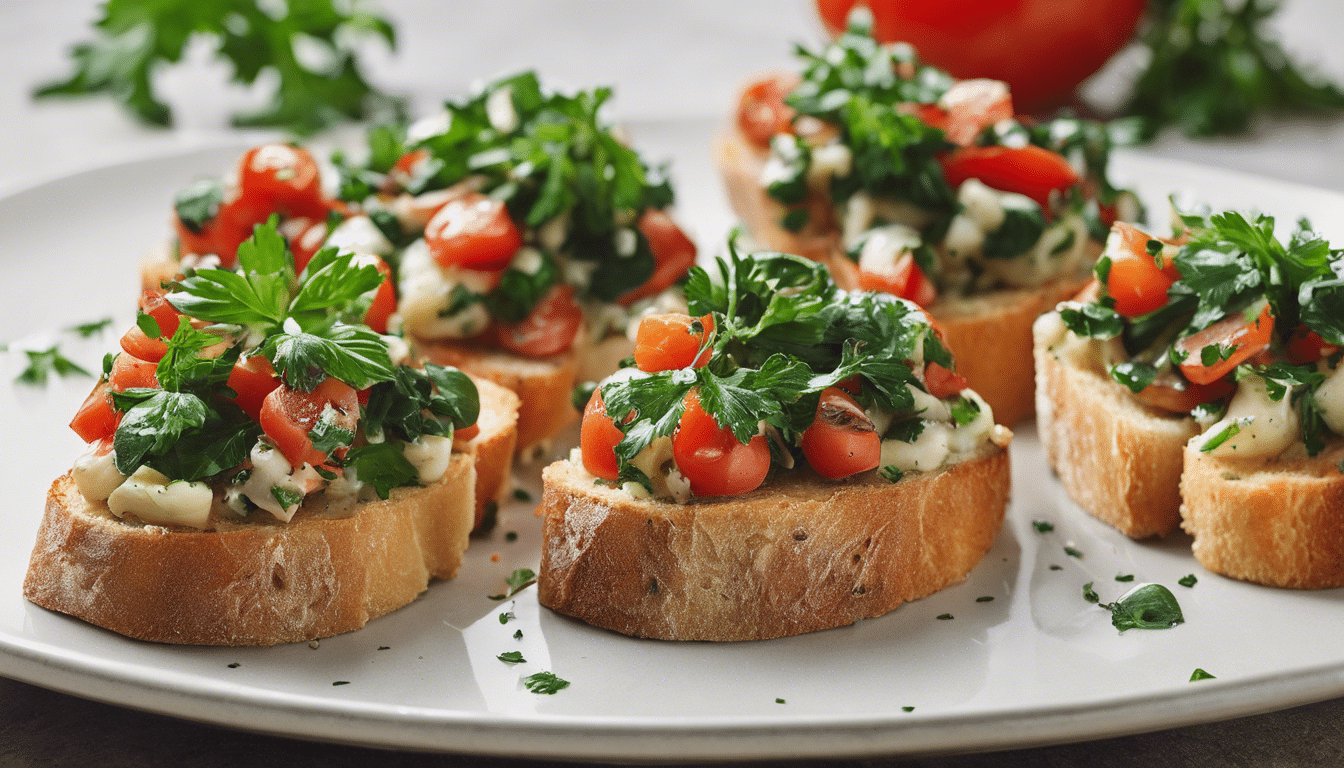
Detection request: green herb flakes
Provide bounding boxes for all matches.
[498,611,516,625]
[1178,574,1198,588]
[489,568,537,600]
[775,697,786,704]
[512,488,533,502]
[16,346,91,385]
[513,630,523,640]
[975,596,994,603]
[1064,546,1083,559]
[1101,584,1185,633]
[67,318,113,338]
[332,681,351,687]
[1032,520,1054,533]
[936,614,953,621]
[497,651,526,665]
[1083,582,1099,604]
[522,671,570,695]
[1115,574,1135,583]
[1189,668,1216,682]
[901,706,915,713]
[227,663,240,669]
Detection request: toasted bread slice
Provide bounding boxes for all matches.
[462,377,520,528]
[417,338,580,455]
[536,444,1010,641]
[1034,317,1195,538]
[720,129,1091,426]
[1181,441,1344,588]
[24,457,475,646]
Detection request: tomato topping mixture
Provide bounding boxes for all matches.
[634,313,715,372]
[924,361,969,399]
[1175,303,1276,386]
[736,72,800,147]
[234,144,328,223]
[227,355,280,422]
[672,391,772,497]
[119,290,185,363]
[799,387,881,479]
[424,193,522,272]
[70,382,119,443]
[1104,222,1181,318]
[259,378,360,470]
[857,251,937,307]
[940,145,1079,214]
[619,209,699,305]
[495,284,584,357]
[363,257,398,334]
[932,78,1013,147]
[108,354,158,393]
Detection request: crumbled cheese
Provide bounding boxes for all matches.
[613,227,638,258]
[325,215,394,257]
[402,435,455,485]
[958,179,1006,232]
[107,466,213,530]
[1315,364,1344,435]
[856,224,922,278]
[397,238,492,339]
[510,247,544,275]
[72,443,126,502]
[1196,374,1300,458]
[536,215,569,252]
[808,143,853,182]
[406,110,452,143]
[240,442,325,523]
[486,86,519,134]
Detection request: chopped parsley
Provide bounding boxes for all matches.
[1115,574,1135,583]
[488,568,537,601]
[1083,582,1099,603]
[513,629,523,640]
[1178,574,1198,588]
[1100,584,1185,633]
[512,488,533,502]
[1064,546,1083,559]
[775,698,786,704]
[332,681,351,687]
[67,317,113,338]
[936,614,953,621]
[1032,520,1055,534]
[16,346,91,385]
[522,671,570,695]
[498,611,516,625]
[1189,668,1216,682]
[975,596,994,603]
[902,706,915,713]
[497,651,526,665]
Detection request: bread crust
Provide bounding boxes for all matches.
[417,338,579,453]
[1034,326,1195,538]
[719,128,1089,426]
[1181,442,1344,588]
[24,458,475,646]
[463,378,521,528]
[536,447,1010,641]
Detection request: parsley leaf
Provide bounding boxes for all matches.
[263,320,393,392]
[16,346,91,385]
[1100,584,1185,632]
[34,0,401,135]
[66,318,114,338]
[343,442,419,500]
[488,568,538,601]
[497,651,526,665]
[522,671,570,695]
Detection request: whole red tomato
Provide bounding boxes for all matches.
[816,0,1146,112]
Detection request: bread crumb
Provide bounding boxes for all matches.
[490,553,501,562]
[308,639,320,650]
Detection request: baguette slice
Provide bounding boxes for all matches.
[24,457,475,646]
[463,377,521,528]
[1034,317,1195,538]
[1181,442,1344,588]
[417,338,580,455]
[720,128,1090,426]
[536,444,1010,641]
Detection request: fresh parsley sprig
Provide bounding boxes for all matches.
[34,0,402,135]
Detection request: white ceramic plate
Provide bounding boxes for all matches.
[1,123,1343,762]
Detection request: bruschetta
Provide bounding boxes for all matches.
[1034,210,1344,588]
[718,9,1138,426]
[537,249,1012,640]
[25,222,519,645]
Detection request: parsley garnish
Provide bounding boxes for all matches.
[35,0,401,134]
[488,568,538,601]
[497,651,526,665]
[1189,668,1216,682]
[342,442,419,500]
[522,671,570,695]
[949,396,981,427]
[879,466,905,483]
[66,318,113,338]
[901,706,915,713]
[1032,520,1054,533]
[333,681,350,687]
[16,346,91,385]
[1115,574,1135,583]
[936,614,953,621]
[1064,546,1083,559]
[975,596,994,603]
[513,629,523,640]
[775,698,786,704]
[1178,574,1198,588]
[1059,303,1124,340]
[512,488,532,502]
[498,611,516,625]
[1100,584,1185,632]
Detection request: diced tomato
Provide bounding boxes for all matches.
[857,251,938,307]
[424,193,522,271]
[933,78,1013,147]
[108,354,158,393]
[579,389,625,481]
[835,375,863,397]
[363,257,398,334]
[924,361,969,399]
[70,382,119,443]
[496,284,584,357]
[259,378,360,470]
[1286,326,1340,365]
[175,214,218,259]
[736,72,800,147]
[1133,374,1233,415]
[618,209,698,305]
[1175,303,1276,386]
[119,290,185,362]
[672,390,771,497]
[800,387,881,480]
[634,313,715,372]
[940,145,1079,213]
[453,423,480,443]
[388,149,431,192]
[1104,222,1181,318]
[279,216,329,274]
[227,355,280,421]
[234,144,328,223]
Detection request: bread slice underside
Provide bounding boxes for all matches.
[536,447,1010,641]
[1034,330,1196,538]
[24,457,475,646]
[1182,441,1344,589]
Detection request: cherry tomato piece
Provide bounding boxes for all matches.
[634,313,715,372]
[227,355,280,421]
[672,391,771,497]
[941,145,1079,213]
[279,217,330,274]
[1286,326,1340,365]
[924,361,969,399]
[736,72,800,147]
[388,148,431,192]
[496,284,584,357]
[579,389,625,481]
[619,209,699,305]
[424,193,522,271]
[108,354,158,393]
[815,0,1147,113]
[1133,375,1233,415]
[1103,222,1181,318]
[857,251,938,307]
[363,257,398,334]
[1176,303,1276,386]
[234,144,328,223]
[259,378,360,470]
[800,387,881,480]
[935,78,1014,147]
[70,382,119,443]
[119,290,185,363]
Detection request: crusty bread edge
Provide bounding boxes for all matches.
[1033,322,1196,538]
[24,456,476,646]
[463,377,521,528]
[536,445,1010,641]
